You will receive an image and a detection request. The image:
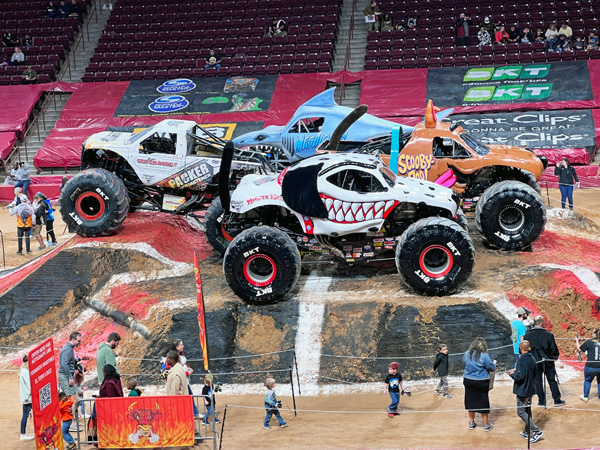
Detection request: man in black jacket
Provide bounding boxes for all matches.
[523,316,566,407]
[508,341,543,443]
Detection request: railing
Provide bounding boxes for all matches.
[58,0,100,81]
[339,0,358,102]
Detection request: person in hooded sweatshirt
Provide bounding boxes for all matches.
[96,332,121,384]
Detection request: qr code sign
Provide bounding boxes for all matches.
[39,383,52,411]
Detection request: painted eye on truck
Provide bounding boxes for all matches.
[256,135,266,141]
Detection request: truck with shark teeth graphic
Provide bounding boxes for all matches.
[59,119,270,237]
[207,146,475,303]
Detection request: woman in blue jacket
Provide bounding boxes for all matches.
[463,337,497,432]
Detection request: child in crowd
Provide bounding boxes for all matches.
[384,362,404,418]
[587,31,599,50]
[535,29,545,43]
[59,392,76,450]
[573,36,585,50]
[201,375,221,425]
[433,344,451,399]
[127,378,142,397]
[263,378,287,429]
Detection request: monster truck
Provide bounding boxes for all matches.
[60,120,270,237]
[207,147,475,303]
[317,101,549,251]
[232,88,412,170]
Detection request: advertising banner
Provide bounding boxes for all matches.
[427,61,593,107]
[452,109,597,150]
[28,338,63,450]
[114,76,278,117]
[96,395,194,448]
[194,250,209,371]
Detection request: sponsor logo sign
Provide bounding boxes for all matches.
[148,95,189,113]
[156,78,197,94]
[426,61,593,107]
[453,109,596,149]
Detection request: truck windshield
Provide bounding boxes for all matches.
[125,126,156,144]
[378,164,396,188]
[461,132,490,156]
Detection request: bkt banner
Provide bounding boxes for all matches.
[452,109,596,149]
[427,61,593,106]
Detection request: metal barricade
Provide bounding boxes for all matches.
[72,396,218,450]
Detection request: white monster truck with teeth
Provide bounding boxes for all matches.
[207,150,476,303]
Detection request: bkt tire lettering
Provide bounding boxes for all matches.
[494,231,510,242]
[414,269,431,283]
[243,247,260,258]
[69,212,83,225]
[514,199,530,209]
[255,286,273,297]
[95,188,110,200]
[447,242,461,256]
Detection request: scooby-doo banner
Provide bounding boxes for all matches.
[28,338,63,450]
[96,396,194,448]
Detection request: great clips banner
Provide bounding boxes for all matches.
[453,109,597,150]
[114,76,278,117]
[427,61,593,107]
[28,338,63,450]
[96,395,194,448]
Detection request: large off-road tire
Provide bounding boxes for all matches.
[455,208,469,233]
[205,197,233,256]
[223,226,301,304]
[60,168,129,237]
[475,180,546,250]
[396,217,475,296]
[496,166,541,194]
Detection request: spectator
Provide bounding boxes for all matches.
[511,307,531,364]
[554,157,579,210]
[69,0,85,22]
[9,195,34,255]
[482,16,492,31]
[96,332,121,384]
[102,0,113,11]
[561,35,572,51]
[21,66,37,85]
[19,355,34,441]
[265,24,275,37]
[381,13,394,32]
[127,379,142,397]
[201,374,221,426]
[507,341,543,443]
[45,0,58,17]
[495,26,509,44]
[263,378,287,429]
[455,12,472,46]
[165,351,188,396]
[98,365,123,398]
[478,26,492,46]
[2,33,12,47]
[57,0,70,18]
[204,49,221,69]
[507,24,521,43]
[58,331,83,431]
[363,1,381,32]
[535,29,546,43]
[21,34,32,49]
[463,337,496,432]
[575,329,600,402]
[520,27,534,44]
[587,30,599,49]
[406,17,417,29]
[4,162,19,185]
[545,24,558,42]
[523,315,566,407]
[573,36,585,50]
[10,47,25,66]
[38,192,57,245]
[273,18,288,36]
[7,186,23,207]
[168,339,198,416]
[32,193,47,251]
[14,162,31,197]
[433,344,451,398]
[383,362,404,417]
[558,22,573,41]
[58,392,76,450]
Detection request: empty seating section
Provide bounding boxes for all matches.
[0,1,87,84]
[366,0,600,70]
[83,0,341,81]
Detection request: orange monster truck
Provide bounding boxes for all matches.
[318,100,548,251]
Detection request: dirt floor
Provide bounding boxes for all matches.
[1,189,600,449]
[1,372,599,450]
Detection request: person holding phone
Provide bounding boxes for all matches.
[554,157,579,210]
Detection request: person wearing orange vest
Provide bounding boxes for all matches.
[9,194,35,254]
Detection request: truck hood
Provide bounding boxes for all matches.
[232,125,284,152]
[394,176,459,215]
[83,131,132,150]
[486,145,545,179]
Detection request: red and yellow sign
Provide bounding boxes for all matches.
[96,396,194,448]
[28,338,63,450]
[194,249,210,371]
